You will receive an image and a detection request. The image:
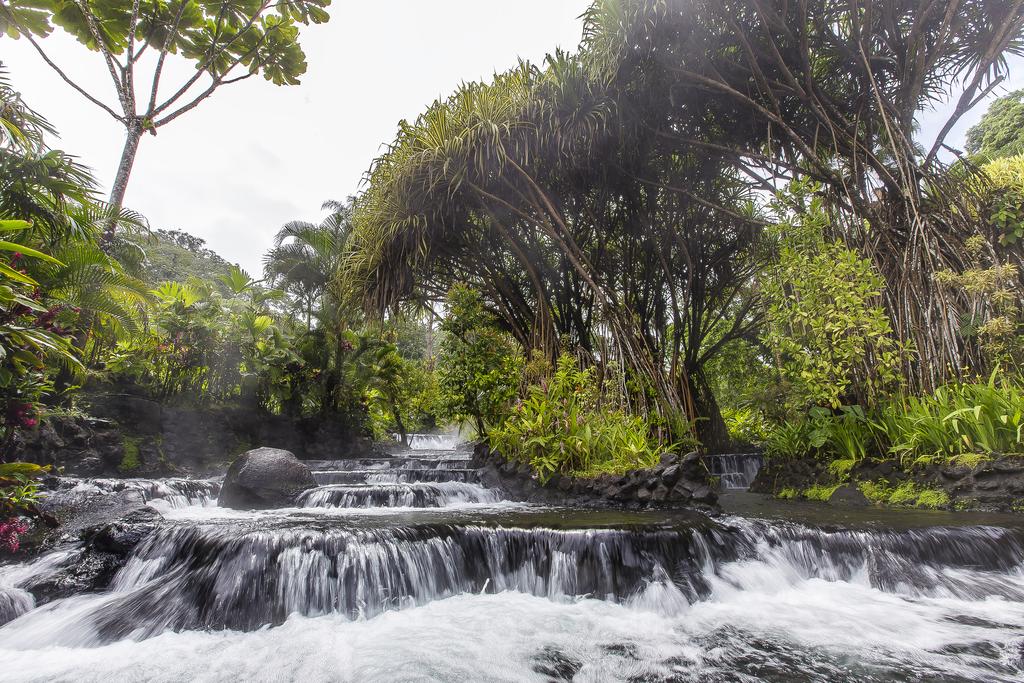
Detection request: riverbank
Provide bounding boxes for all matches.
[750,452,1024,513]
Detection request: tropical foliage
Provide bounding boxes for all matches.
[490,354,673,481]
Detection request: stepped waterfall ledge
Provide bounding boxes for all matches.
[3,441,1024,681]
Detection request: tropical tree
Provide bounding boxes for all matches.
[0,0,331,217]
[581,0,1024,392]
[967,90,1024,160]
[346,54,765,447]
[264,199,351,329]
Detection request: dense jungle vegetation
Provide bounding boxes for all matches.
[3,0,1024,544]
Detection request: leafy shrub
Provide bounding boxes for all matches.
[762,182,905,409]
[488,354,669,481]
[763,420,813,459]
[436,285,522,435]
[881,373,1024,467]
[722,406,772,445]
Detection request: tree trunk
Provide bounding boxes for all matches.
[390,398,408,447]
[689,367,730,453]
[108,120,142,209]
[106,120,144,238]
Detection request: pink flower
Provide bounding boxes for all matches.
[0,518,29,553]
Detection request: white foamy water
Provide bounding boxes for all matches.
[1,573,1022,682]
[5,451,1024,682]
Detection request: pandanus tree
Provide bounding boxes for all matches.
[0,0,331,221]
[581,0,1024,392]
[346,54,765,448]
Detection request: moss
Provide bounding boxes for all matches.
[950,452,991,469]
[803,483,842,501]
[119,437,142,472]
[776,487,797,500]
[858,480,949,509]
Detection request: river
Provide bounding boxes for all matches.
[1,437,1022,682]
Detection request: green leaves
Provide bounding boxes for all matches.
[761,180,905,410]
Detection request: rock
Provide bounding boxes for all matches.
[35,488,151,547]
[651,483,670,502]
[660,464,682,486]
[941,466,970,480]
[218,447,316,509]
[993,458,1024,474]
[557,476,573,492]
[828,485,869,507]
[636,487,652,503]
[668,478,694,502]
[19,485,165,605]
[679,451,703,479]
[690,485,717,505]
[659,452,677,468]
[84,506,163,555]
[611,480,641,501]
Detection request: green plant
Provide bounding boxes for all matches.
[119,437,141,473]
[761,181,906,410]
[436,285,522,436]
[776,487,797,500]
[489,354,671,481]
[763,420,813,459]
[882,373,1024,467]
[722,406,772,445]
[802,483,841,501]
[858,480,950,509]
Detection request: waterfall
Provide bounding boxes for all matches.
[297,482,501,508]
[3,518,1023,649]
[3,441,1023,682]
[395,433,460,451]
[707,453,763,489]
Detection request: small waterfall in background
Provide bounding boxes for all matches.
[396,432,460,451]
[707,453,764,490]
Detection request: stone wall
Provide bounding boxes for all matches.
[16,394,379,477]
[471,444,718,509]
[751,453,1024,512]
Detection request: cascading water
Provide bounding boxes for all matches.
[1,444,1023,682]
[707,453,763,489]
[397,432,460,451]
[298,482,501,508]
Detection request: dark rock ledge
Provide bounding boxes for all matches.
[471,443,718,510]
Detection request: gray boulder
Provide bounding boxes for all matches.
[218,447,316,509]
[828,485,870,507]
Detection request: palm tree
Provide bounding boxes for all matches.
[264,200,352,330]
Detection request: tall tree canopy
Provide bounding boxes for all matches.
[967,89,1024,159]
[581,0,1024,392]
[347,0,1024,449]
[0,0,331,218]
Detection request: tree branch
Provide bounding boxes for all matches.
[17,28,123,122]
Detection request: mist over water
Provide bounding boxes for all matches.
[2,445,1023,682]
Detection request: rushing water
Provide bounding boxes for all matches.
[707,453,763,490]
[1,447,1023,682]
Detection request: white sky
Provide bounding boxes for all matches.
[4,1,591,274]
[3,2,1021,275]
